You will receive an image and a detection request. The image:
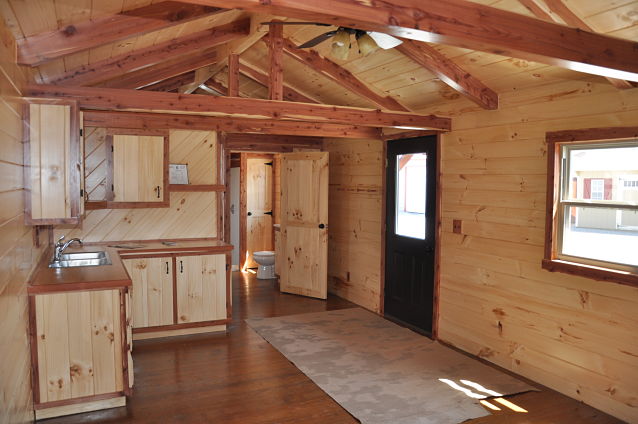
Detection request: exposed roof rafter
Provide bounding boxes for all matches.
[100,49,221,89]
[180,0,638,83]
[519,0,637,89]
[280,38,410,111]
[396,40,499,110]
[239,60,320,104]
[18,1,225,66]
[179,14,272,94]
[48,18,250,87]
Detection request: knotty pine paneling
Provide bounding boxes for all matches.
[323,138,383,313]
[55,130,218,242]
[0,17,45,424]
[432,80,638,423]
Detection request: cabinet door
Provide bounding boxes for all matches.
[123,257,174,328]
[176,254,226,324]
[112,135,166,203]
[26,101,81,224]
[33,290,125,404]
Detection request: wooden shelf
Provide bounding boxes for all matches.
[169,184,225,192]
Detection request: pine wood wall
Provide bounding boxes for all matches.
[323,138,383,312]
[436,80,638,423]
[0,20,45,424]
[55,129,218,242]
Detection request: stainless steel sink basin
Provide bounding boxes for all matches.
[49,251,112,268]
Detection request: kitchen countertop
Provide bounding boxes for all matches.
[29,239,233,295]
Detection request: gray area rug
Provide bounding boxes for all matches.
[246,308,534,424]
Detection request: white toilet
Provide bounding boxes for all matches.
[253,251,276,279]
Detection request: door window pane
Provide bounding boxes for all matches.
[395,153,427,239]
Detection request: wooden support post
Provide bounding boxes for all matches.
[228,54,240,97]
[268,22,284,101]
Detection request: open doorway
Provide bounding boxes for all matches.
[228,152,280,273]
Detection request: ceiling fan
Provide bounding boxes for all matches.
[262,22,403,60]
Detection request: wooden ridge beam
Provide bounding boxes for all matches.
[100,49,221,89]
[48,18,250,87]
[396,40,499,110]
[18,1,224,66]
[26,84,451,130]
[238,61,319,103]
[82,110,382,139]
[183,0,638,82]
[281,38,409,111]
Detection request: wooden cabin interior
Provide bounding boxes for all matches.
[1,0,637,423]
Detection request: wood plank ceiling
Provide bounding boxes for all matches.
[1,0,637,117]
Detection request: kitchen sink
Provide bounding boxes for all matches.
[49,251,112,268]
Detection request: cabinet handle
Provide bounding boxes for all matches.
[180,261,183,273]
[166,261,169,275]
[156,186,161,199]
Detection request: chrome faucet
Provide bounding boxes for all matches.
[53,235,83,261]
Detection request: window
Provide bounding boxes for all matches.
[395,153,427,239]
[544,128,638,286]
[589,179,604,200]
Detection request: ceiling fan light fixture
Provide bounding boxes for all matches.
[356,32,378,56]
[367,31,403,49]
[331,28,351,60]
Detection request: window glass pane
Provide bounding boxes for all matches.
[566,145,638,202]
[396,153,427,239]
[562,205,638,267]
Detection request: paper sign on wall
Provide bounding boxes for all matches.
[169,164,189,185]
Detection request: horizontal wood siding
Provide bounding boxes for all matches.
[435,80,638,423]
[55,130,218,242]
[323,138,383,312]
[0,18,46,424]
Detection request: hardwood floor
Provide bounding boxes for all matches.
[41,272,623,423]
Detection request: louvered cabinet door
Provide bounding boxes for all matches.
[175,254,226,324]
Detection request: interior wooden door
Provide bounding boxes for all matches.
[243,155,273,269]
[122,257,174,328]
[280,152,328,299]
[176,254,226,324]
[112,135,165,202]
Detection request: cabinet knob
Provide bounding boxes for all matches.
[318,223,325,229]
[247,212,252,216]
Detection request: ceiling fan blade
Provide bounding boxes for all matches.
[260,21,331,26]
[297,31,338,48]
[367,32,403,49]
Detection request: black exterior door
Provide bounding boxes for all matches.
[384,136,437,336]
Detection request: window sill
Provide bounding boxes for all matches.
[541,259,638,288]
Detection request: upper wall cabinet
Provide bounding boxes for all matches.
[24,99,82,225]
[88,130,169,209]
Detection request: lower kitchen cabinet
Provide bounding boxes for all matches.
[30,289,132,420]
[123,252,230,339]
[123,257,174,328]
[176,254,227,324]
